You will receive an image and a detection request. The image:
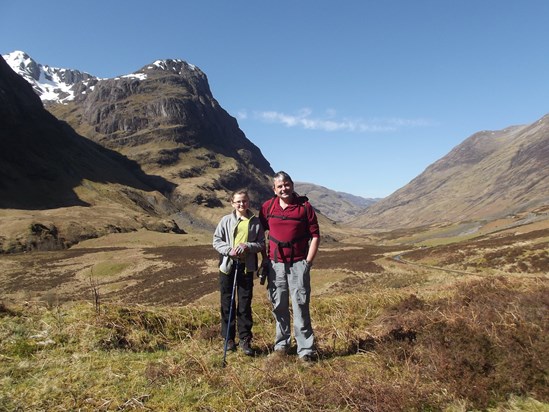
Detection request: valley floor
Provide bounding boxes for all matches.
[0,225,547,411]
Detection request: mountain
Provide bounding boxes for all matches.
[350,117,549,229]
[4,51,275,225]
[0,54,190,252]
[39,56,275,226]
[294,182,379,222]
[6,50,546,242]
[2,51,384,230]
[1,51,281,251]
[2,51,97,103]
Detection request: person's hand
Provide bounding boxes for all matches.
[258,260,269,285]
[234,243,248,255]
[229,248,238,257]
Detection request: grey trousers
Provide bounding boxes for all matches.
[267,259,315,357]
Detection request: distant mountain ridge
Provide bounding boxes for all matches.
[3,50,548,242]
[351,117,549,229]
[294,182,379,222]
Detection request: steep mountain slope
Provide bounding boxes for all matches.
[43,58,274,225]
[0,55,183,252]
[350,117,549,229]
[2,51,381,234]
[1,51,288,252]
[294,182,378,222]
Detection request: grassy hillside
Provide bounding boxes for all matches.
[351,118,549,230]
[1,225,547,411]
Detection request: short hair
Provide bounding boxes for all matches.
[230,189,249,202]
[273,171,293,184]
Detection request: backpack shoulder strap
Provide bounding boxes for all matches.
[296,195,311,222]
[266,196,278,218]
[267,194,311,222]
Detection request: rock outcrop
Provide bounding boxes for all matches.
[47,59,274,217]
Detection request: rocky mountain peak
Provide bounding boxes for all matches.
[2,50,97,104]
[142,59,200,74]
[430,125,527,173]
[3,51,40,80]
[133,58,214,101]
[65,58,222,143]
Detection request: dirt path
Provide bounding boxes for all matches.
[391,254,484,277]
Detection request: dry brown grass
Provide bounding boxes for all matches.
[403,227,549,276]
[1,226,548,411]
[368,277,549,409]
[2,273,547,411]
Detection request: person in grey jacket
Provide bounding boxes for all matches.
[213,189,265,356]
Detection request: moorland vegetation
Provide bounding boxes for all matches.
[1,221,547,411]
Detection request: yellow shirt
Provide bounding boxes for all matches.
[234,216,250,247]
[234,216,250,270]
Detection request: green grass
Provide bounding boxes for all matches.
[90,261,131,277]
[1,271,548,411]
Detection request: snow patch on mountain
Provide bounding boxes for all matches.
[116,73,148,81]
[2,50,97,104]
[149,59,197,73]
[3,51,202,104]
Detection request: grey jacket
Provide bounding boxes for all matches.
[213,211,265,274]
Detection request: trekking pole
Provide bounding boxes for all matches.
[222,260,239,368]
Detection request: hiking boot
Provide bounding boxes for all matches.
[299,353,317,363]
[225,339,236,351]
[269,346,289,358]
[239,338,254,356]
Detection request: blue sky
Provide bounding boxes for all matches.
[2,1,548,198]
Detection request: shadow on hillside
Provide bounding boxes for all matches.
[0,122,177,210]
[0,54,177,210]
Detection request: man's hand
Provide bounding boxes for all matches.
[258,260,269,285]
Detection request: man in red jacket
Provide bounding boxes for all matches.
[259,171,320,362]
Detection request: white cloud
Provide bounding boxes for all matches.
[236,110,248,120]
[251,108,433,133]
